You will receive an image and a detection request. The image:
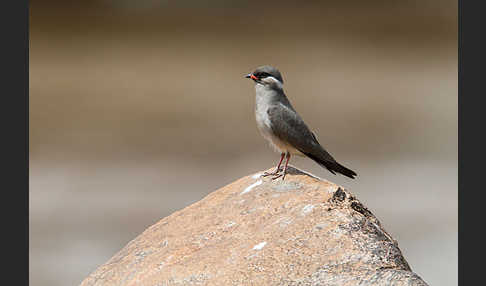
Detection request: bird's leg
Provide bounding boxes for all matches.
[272,152,291,180]
[281,152,291,180]
[262,153,285,176]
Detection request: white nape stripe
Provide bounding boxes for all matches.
[262,76,283,89]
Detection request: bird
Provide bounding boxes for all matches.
[245,65,357,180]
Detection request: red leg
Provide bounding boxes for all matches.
[272,152,291,180]
[263,153,285,176]
[276,153,285,170]
[282,152,291,180]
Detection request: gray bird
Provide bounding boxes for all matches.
[245,65,357,180]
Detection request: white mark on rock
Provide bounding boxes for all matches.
[301,204,315,215]
[252,241,267,250]
[240,180,262,195]
[271,181,302,192]
[328,186,342,194]
[160,239,168,248]
[275,217,293,228]
[157,255,173,270]
[331,228,345,239]
[251,172,263,179]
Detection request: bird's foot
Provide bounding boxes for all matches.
[262,168,283,177]
[271,173,283,180]
[270,171,287,181]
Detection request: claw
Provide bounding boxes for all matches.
[264,152,289,180]
[262,168,282,177]
[271,173,283,180]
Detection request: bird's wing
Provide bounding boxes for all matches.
[267,103,336,163]
[267,103,357,178]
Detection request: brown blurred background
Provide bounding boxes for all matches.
[29,1,457,285]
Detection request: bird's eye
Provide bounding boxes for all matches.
[255,72,270,78]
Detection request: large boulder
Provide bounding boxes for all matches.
[81,166,428,286]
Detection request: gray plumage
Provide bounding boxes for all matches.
[246,65,357,179]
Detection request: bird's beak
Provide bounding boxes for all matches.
[245,73,258,80]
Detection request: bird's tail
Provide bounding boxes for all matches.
[329,162,357,179]
[304,152,357,179]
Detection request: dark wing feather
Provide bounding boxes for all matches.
[267,104,357,178]
[267,103,336,161]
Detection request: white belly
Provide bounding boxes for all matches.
[255,105,302,156]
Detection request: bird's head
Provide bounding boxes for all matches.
[245,65,284,90]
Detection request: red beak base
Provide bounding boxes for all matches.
[250,74,259,81]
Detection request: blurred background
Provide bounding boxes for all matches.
[29,1,457,285]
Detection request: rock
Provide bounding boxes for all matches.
[80,166,428,286]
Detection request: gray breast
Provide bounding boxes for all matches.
[254,87,300,154]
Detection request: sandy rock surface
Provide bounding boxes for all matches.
[81,166,428,286]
